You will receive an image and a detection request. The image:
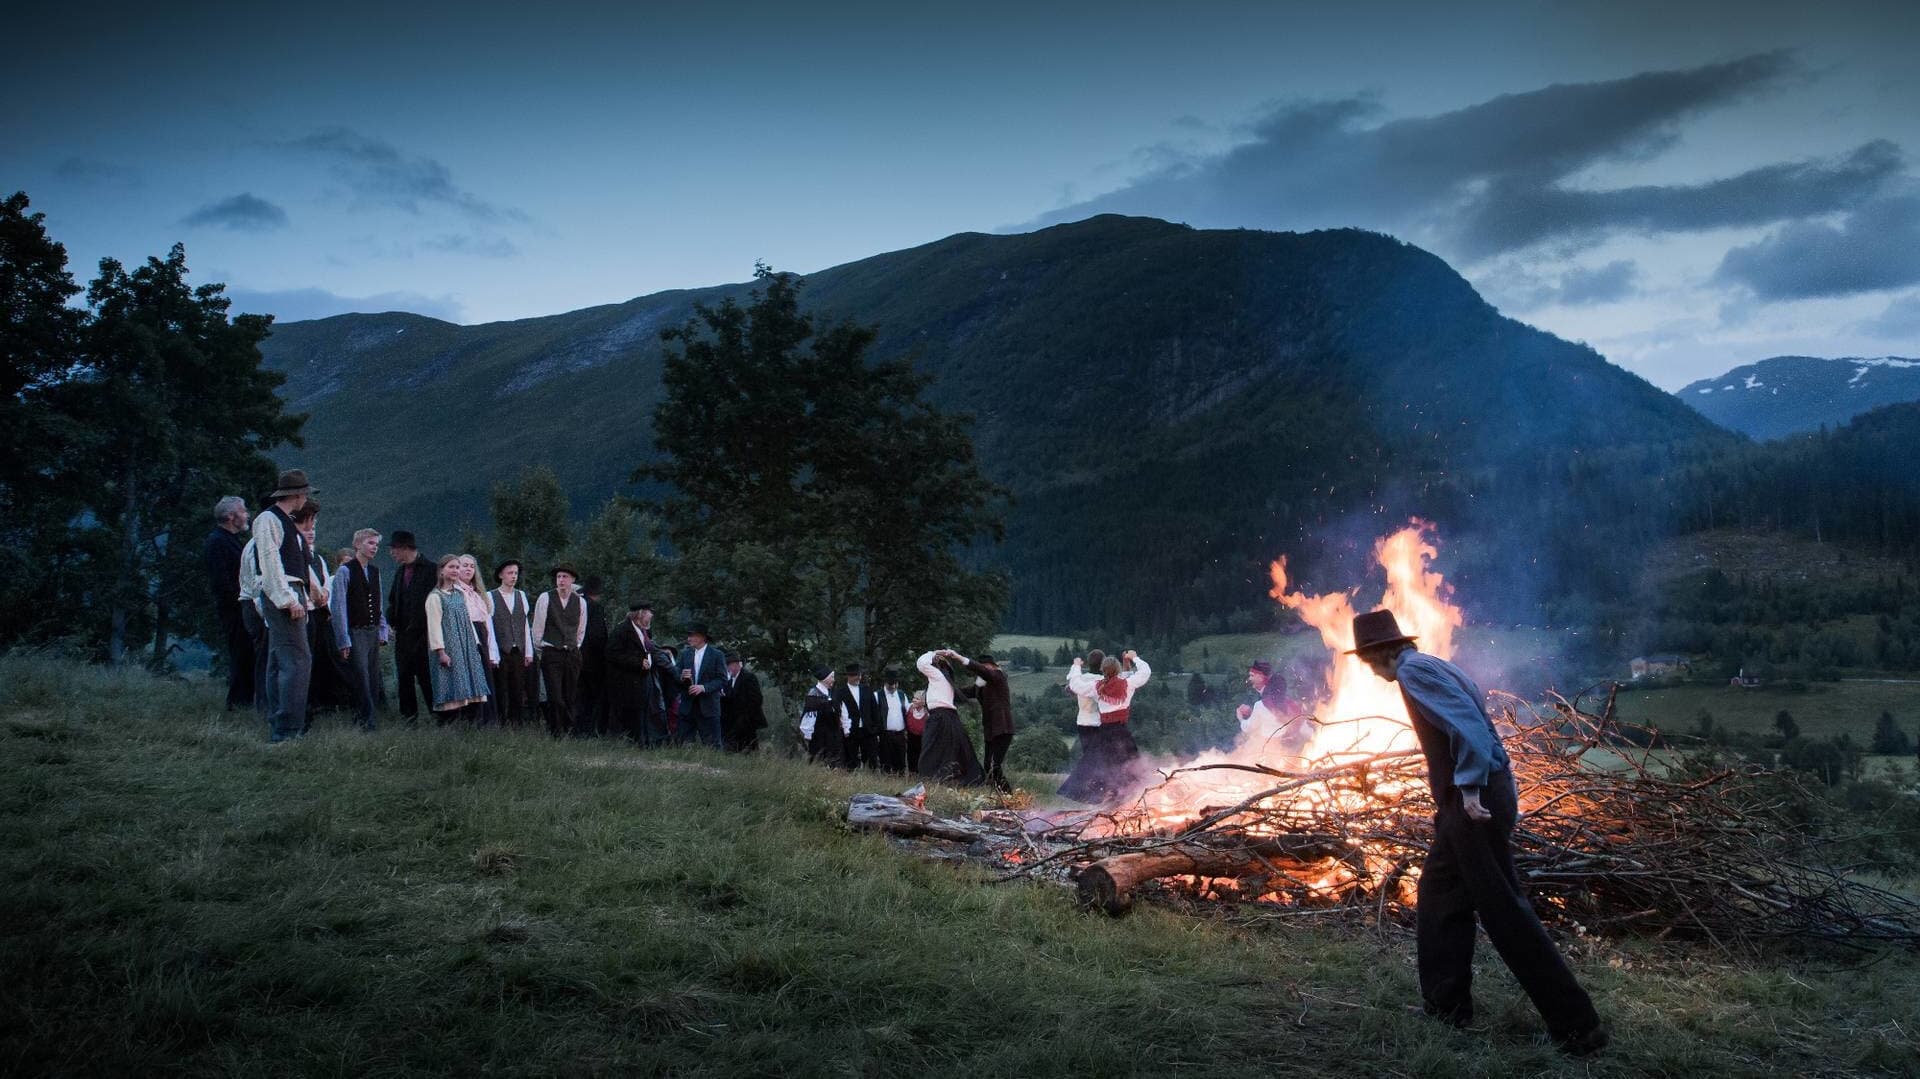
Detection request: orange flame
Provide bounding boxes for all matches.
[1269,518,1464,761]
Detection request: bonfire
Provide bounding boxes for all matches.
[850,522,1920,952]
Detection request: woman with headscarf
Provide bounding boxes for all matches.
[905,689,928,775]
[915,649,985,786]
[425,554,490,723]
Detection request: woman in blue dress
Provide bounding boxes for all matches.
[425,554,490,723]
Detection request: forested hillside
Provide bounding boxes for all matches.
[264,215,1732,636]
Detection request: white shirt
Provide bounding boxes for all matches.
[237,537,263,605]
[916,651,958,710]
[884,688,906,732]
[250,508,304,612]
[1068,656,1152,717]
[692,644,708,678]
[839,684,857,735]
[1066,661,1101,727]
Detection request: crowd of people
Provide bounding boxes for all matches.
[204,469,768,749]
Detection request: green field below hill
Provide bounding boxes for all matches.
[3,655,1917,1075]
[1614,679,1920,742]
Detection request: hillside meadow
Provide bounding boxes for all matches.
[3,655,1917,1076]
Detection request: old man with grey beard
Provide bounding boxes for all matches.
[204,495,254,711]
[1349,609,1606,1057]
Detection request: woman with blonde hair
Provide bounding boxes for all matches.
[454,554,501,725]
[906,689,928,775]
[425,554,490,722]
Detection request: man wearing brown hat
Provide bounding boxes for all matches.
[251,469,315,742]
[1350,609,1606,1056]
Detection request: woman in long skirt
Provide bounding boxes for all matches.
[915,649,984,786]
[1056,648,1110,802]
[1060,650,1151,803]
[425,554,490,722]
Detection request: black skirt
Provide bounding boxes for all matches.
[917,706,984,786]
[1056,723,1142,804]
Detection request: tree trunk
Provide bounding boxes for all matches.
[108,459,140,663]
[846,794,995,843]
[1076,834,1357,916]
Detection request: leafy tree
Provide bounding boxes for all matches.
[472,465,572,572]
[1186,671,1210,705]
[1869,711,1911,756]
[1773,709,1799,741]
[78,244,304,661]
[641,266,1007,691]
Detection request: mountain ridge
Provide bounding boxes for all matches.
[259,214,1730,632]
[1680,355,1920,441]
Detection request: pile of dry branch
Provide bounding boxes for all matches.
[854,689,1920,952]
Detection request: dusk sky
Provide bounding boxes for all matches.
[8,0,1918,388]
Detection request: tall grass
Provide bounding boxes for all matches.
[2,654,1916,1075]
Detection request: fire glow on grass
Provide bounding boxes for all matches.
[1093,519,1463,839]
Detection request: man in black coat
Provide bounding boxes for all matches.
[605,602,662,744]
[675,624,727,749]
[384,531,436,725]
[578,576,611,737]
[967,653,1015,792]
[204,495,253,711]
[721,654,767,752]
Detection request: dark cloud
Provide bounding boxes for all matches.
[181,193,290,231]
[1715,193,1920,298]
[1032,53,1907,261]
[1858,293,1920,339]
[421,233,520,258]
[225,285,462,323]
[286,127,528,223]
[53,157,138,186]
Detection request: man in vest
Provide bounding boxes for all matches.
[489,561,535,728]
[533,564,588,737]
[876,667,912,773]
[1350,609,1607,1056]
[330,528,388,729]
[251,469,316,743]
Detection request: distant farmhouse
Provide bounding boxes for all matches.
[1629,654,1691,680]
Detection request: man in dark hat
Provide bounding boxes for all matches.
[488,561,534,728]
[1238,659,1315,757]
[966,653,1015,792]
[385,530,436,725]
[801,665,844,764]
[721,651,767,752]
[605,601,663,745]
[533,564,587,737]
[875,666,912,773]
[251,469,315,742]
[577,576,611,737]
[833,662,879,769]
[676,624,727,748]
[1350,609,1607,1056]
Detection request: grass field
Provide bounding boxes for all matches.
[4,655,1918,1075]
[1614,679,1920,741]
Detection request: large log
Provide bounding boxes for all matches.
[847,794,996,843]
[1076,834,1355,915]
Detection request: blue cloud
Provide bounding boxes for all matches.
[181,193,290,231]
[1716,193,1920,299]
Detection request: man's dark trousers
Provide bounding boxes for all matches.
[395,643,431,724]
[262,603,312,743]
[983,733,1014,791]
[541,647,582,737]
[240,600,269,715]
[347,627,381,729]
[1416,773,1599,1037]
[220,603,255,710]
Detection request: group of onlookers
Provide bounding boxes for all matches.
[204,470,766,747]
